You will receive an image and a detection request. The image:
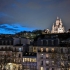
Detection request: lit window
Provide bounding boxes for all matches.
[46,54,49,58]
[41,54,43,55]
[46,48,48,52]
[40,67,43,70]
[33,58,36,62]
[27,58,29,62]
[46,61,49,65]
[52,61,54,65]
[41,54,43,59]
[30,58,33,62]
[23,58,24,62]
[69,68,70,70]
[51,48,54,52]
[24,58,27,62]
[41,48,43,52]
[61,62,64,66]
[19,48,22,52]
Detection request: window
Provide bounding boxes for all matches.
[40,67,43,70]
[68,68,70,70]
[52,40,54,45]
[61,62,64,66]
[24,58,29,62]
[52,61,54,65]
[30,58,36,62]
[19,48,22,52]
[46,68,49,70]
[41,40,43,45]
[46,48,48,52]
[46,54,49,58]
[41,48,43,52]
[52,68,54,70]
[46,40,48,45]
[15,48,16,51]
[33,47,36,50]
[41,61,43,65]
[19,54,21,58]
[14,59,15,62]
[41,54,43,59]
[61,48,63,53]
[23,58,24,62]
[32,58,36,62]
[51,48,54,52]
[46,61,49,65]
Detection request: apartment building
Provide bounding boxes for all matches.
[34,34,70,70]
[22,52,37,70]
[0,37,23,70]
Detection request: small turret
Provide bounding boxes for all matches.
[60,18,62,25]
[57,16,59,20]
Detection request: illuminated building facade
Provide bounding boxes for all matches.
[34,34,70,70]
[0,37,23,70]
[51,17,65,33]
[22,52,37,70]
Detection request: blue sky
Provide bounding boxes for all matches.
[0,0,70,34]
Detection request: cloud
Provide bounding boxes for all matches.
[0,0,70,31]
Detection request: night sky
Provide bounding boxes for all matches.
[0,0,70,34]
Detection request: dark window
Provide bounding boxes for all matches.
[68,56,70,60]
[68,48,70,53]
[61,48,63,53]
[41,61,43,65]
[52,68,54,70]
[15,48,16,51]
[46,68,49,70]
[0,40,2,45]
[5,47,7,51]
[19,54,21,58]
[43,40,46,46]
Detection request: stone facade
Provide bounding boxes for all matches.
[51,17,65,33]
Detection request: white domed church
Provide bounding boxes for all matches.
[51,17,65,33]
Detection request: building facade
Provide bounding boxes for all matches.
[22,52,37,70]
[34,34,70,70]
[0,37,23,70]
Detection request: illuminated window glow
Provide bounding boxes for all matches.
[40,67,43,70]
[41,48,43,52]
[46,48,48,52]
[51,48,54,52]
[46,54,49,58]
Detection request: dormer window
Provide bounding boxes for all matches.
[46,40,48,45]
[6,41,7,45]
[2,41,4,45]
[52,40,54,45]
[10,41,11,45]
[41,40,43,45]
